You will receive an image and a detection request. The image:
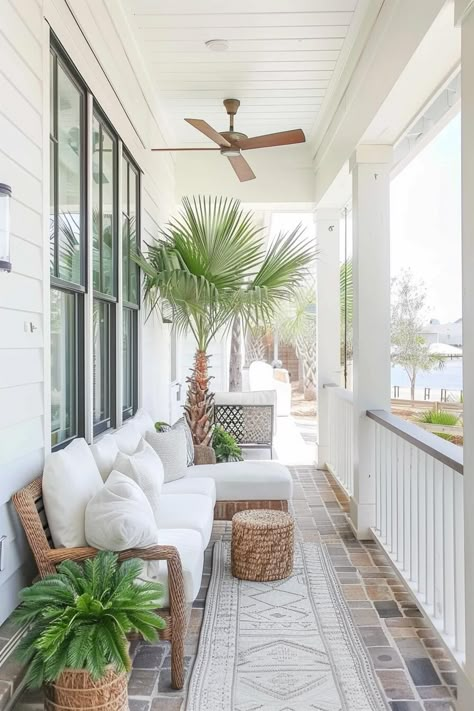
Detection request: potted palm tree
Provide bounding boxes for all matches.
[14,551,165,710]
[135,195,314,445]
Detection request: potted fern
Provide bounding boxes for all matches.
[14,551,165,710]
[212,425,243,463]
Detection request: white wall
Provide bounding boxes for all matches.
[0,0,175,623]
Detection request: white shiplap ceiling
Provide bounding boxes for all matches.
[124,0,360,146]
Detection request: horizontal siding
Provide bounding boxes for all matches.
[0,272,43,314]
[0,309,43,350]
[0,0,44,624]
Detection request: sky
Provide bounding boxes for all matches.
[390,113,462,324]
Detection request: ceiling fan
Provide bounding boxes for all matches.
[152,98,306,182]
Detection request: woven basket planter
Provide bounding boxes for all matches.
[44,667,128,711]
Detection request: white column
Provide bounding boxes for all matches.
[350,145,392,539]
[456,1,474,706]
[315,209,341,468]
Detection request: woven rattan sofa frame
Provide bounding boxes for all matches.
[12,477,187,690]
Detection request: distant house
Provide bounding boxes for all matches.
[421,318,463,347]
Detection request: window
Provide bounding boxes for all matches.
[50,44,86,448]
[49,41,141,442]
[92,110,118,434]
[122,154,140,419]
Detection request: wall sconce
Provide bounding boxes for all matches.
[0,184,12,273]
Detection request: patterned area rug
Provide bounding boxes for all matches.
[186,541,388,711]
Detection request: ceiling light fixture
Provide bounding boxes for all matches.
[205,39,229,52]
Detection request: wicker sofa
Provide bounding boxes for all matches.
[12,408,293,690]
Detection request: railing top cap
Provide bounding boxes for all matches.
[367,409,463,475]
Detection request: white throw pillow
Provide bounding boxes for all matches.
[43,438,103,548]
[90,434,119,481]
[171,418,194,466]
[113,440,163,526]
[131,408,155,436]
[145,429,187,483]
[85,471,158,551]
[114,421,141,455]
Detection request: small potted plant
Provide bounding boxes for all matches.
[14,551,165,710]
[212,425,243,463]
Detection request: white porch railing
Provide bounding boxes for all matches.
[368,410,465,662]
[326,385,354,496]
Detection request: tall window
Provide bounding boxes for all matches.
[50,42,141,443]
[122,155,140,419]
[50,45,86,448]
[92,111,118,434]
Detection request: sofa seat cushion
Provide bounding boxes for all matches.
[186,461,293,501]
[142,528,203,607]
[158,494,213,548]
[162,477,216,506]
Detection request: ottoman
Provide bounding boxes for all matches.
[231,509,294,581]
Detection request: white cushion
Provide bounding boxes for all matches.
[171,418,194,466]
[142,528,203,606]
[186,461,293,501]
[85,471,158,551]
[90,434,119,481]
[145,429,187,483]
[113,440,164,526]
[162,477,216,506]
[158,494,214,548]
[131,408,155,437]
[114,421,142,455]
[43,438,103,548]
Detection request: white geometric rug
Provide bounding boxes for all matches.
[186,542,388,711]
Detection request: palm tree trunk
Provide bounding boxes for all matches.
[229,315,242,391]
[185,349,214,445]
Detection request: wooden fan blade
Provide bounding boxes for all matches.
[227,155,256,182]
[184,119,231,147]
[152,147,220,151]
[237,129,305,151]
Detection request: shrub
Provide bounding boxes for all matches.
[212,425,243,463]
[418,410,460,426]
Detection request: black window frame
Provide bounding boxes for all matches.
[92,106,119,436]
[49,40,87,450]
[121,151,141,420]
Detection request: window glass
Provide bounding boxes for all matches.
[56,63,83,284]
[51,289,77,446]
[93,114,116,297]
[123,308,137,416]
[93,300,111,430]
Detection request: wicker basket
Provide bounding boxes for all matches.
[44,667,128,710]
[231,509,294,582]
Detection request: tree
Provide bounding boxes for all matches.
[391,270,444,400]
[273,282,317,400]
[135,196,313,444]
[340,258,353,367]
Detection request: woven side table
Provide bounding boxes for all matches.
[231,509,294,581]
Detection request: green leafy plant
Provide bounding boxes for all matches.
[418,410,460,426]
[134,196,314,445]
[212,425,243,463]
[13,551,165,688]
[155,421,171,432]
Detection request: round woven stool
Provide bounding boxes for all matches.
[231,509,294,581]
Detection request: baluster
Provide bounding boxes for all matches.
[443,466,455,638]
[418,451,427,599]
[433,460,444,621]
[453,471,465,653]
[426,458,434,610]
